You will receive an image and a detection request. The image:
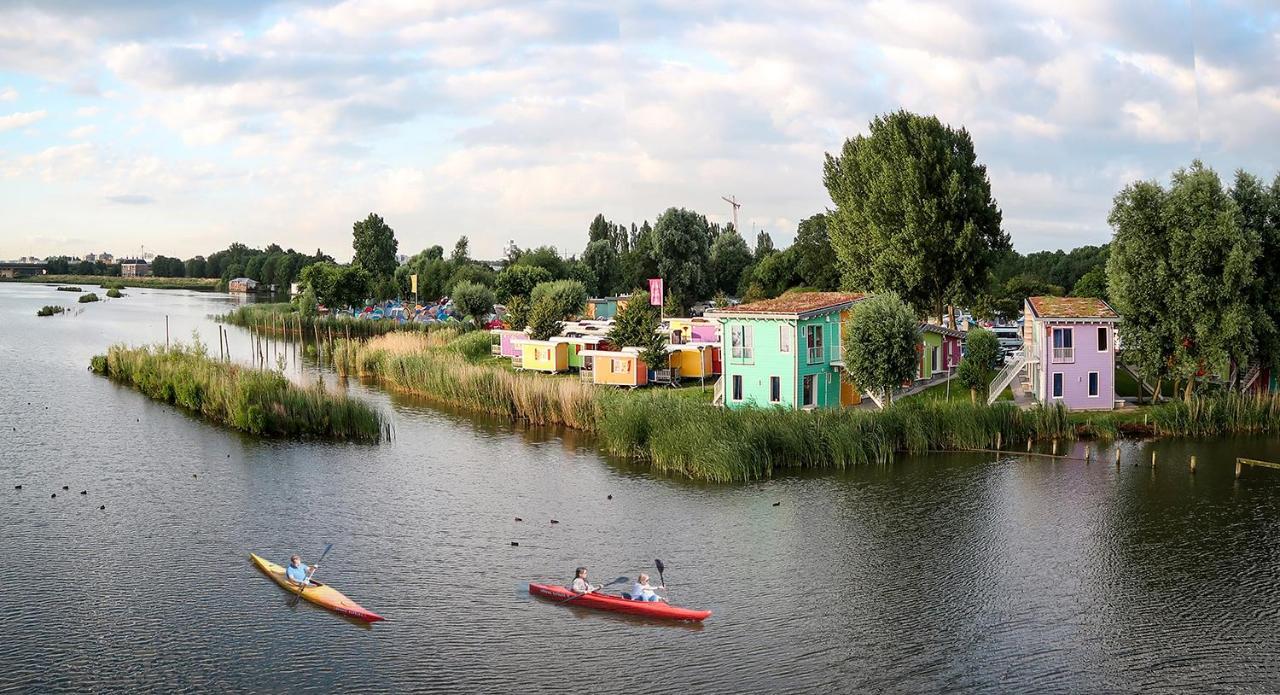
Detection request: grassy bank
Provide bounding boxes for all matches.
[90,343,385,441]
[3,275,220,291]
[335,332,1079,481]
[223,303,462,340]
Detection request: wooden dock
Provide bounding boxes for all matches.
[1236,457,1280,479]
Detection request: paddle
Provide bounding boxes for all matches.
[557,575,630,605]
[655,558,666,591]
[290,543,333,606]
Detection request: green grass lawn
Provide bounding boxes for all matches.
[8,275,220,290]
[906,378,1013,403]
[1114,366,1175,398]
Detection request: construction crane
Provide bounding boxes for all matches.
[721,195,741,233]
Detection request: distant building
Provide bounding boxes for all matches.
[228,277,259,293]
[99,253,115,264]
[990,296,1119,410]
[0,262,46,278]
[120,259,151,277]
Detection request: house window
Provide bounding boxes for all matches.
[802,374,816,407]
[1052,372,1064,398]
[1088,371,1099,397]
[732,374,743,401]
[806,325,824,364]
[1097,326,1108,352]
[611,359,628,374]
[779,326,792,353]
[731,325,754,360]
[769,376,781,403]
[1052,327,1074,362]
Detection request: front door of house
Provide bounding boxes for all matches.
[802,374,816,407]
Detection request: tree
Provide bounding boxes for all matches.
[351,213,398,279]
[511,246,566,278]
[956,327,999,403]
[526,296,563,341]
[451,280,495,323]
[608,289,660,349]
[793,213,840,290]
[495,265,553,301]
[709,228,753,296]
[300,262,369,308]
[748,248,802,298]
[451,236,470,264]
[753,230,775,261]
[651,207,712,312]
[841,293,920,404]
[581,239,618,296]
[1232,171,1280,371]
[588,213,613,243]
[1070,266,1108,300]
[1107,180,1176,400]
[504,294,530,330]
[824,110,1009,318]
[530,279,587,319]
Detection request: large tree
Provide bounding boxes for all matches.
[651,207,712,311]
[708,228,753,296]
[451,280,495,324]
[1232,171,1280,371]
[495,264,553,301]
[840,293,920,405]
[351,213,398,279]
[824,110,1008,318]
[792,213,840,291]
[608,289,661,349]
[1107,180,1175,398]
[581,239,618,296]
[530,279,588,319]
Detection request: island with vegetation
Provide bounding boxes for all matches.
[37,305,65,317]
[90,342,385,442]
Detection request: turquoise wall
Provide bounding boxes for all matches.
[720,311,844,410]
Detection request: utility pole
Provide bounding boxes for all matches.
[721,195,741,233]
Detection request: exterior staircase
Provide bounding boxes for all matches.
[1242,363,1263,392]
[712,376,725,406]
[988,351,1027,405]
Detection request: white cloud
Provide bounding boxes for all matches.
[0,110,47,131]
[0,86,16,101]
[68,124,97,139]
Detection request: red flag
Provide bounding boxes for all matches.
[648,278,663,307]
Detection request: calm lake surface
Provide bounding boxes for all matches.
[3,282,1280,693]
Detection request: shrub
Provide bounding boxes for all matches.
[526,296,563,341]
[106,288,123,298]
[78,293,100,303]
[37,305,65,317]
[56,286,82,292]
[451,280,496,323]
[530,279,587,319]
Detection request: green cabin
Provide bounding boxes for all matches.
[706,292,866,410]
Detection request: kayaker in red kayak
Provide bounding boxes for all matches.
[570,567,601,594]
[628,573,666,602]
[286,554,318,587]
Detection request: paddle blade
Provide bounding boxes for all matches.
[655,558,665,574]
[609,576,630,586]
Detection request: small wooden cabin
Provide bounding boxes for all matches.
[551,336,608,370]
[579,349,648,387]
[665,344,716,379]
[492,329,528,358]
[516,339,569,373]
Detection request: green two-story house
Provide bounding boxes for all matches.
[706,292,867,409]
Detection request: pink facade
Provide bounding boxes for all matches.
[496,330,527,358]
[1024,297,1119,411]
[690,323,718,343]
[941,334,962,370]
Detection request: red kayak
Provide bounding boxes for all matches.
[528,582,711,622]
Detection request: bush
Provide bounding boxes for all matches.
[526,296,563,341]
[451,280,496,323]
[56,286,82,292]
[78,293,100,303]
[106,288,123,298]
[37,305,65,317]
[530,279,587,319]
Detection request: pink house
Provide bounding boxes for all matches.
[492,329,528,358]
[1017,296,1119,411]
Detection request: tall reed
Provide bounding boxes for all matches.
[223,303,463,339]
[91,342,385,441]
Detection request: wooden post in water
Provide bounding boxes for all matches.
[1027,437,1032,452]
[1190,455,1197,474]
[1236,460,1243,479]
[1052,439,1058,456]
[1151,450,1157,468]
[1115,447,1121,466]
[996,431,1002,450]
[1085,445,1091,464]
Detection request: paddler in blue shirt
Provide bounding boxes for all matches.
[285,554,317,586]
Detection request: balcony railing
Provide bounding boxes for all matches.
[1051,347,1074,363]
[807,346,825,364]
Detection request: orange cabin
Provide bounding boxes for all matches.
[579,350,648,387]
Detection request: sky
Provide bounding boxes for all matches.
[1,0,1278,262]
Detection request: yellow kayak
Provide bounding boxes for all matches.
[249,553,385,622]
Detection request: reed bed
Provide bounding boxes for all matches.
[1150,392,1280,437]
[223,303,461,339]
[90,342,385,442]
[336,330,1078,481]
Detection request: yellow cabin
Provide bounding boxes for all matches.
[666,344,715,379]
[517,340,569,373]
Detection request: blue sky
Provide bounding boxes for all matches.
[1,0,1278,261]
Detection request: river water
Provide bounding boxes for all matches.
[2,282,1280,693]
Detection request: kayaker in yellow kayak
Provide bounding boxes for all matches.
[285,554,318,587]
[570,566,601,594]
